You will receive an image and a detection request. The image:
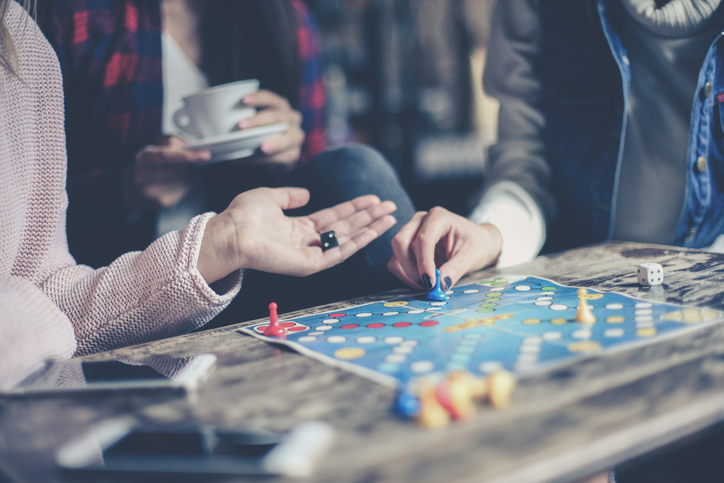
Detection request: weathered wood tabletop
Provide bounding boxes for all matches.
[3,241,724,483]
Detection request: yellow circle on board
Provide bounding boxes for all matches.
[636,328,657,337]
[702,310,720,320]
[384,301,408,307]
[334,347,366,360]
[568,341,602,353]
[682,309,699,316]
[683,315,703,324]
[606,316,625,323]
[522,318,541,325]
[583,293,604,300]
[551,318,568,325]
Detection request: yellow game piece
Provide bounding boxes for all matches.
[416,385,451,429]
[445,372,483,419]
[574,288,597,323]
[487,370,516,409]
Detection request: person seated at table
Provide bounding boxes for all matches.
[387,0,724,294]
[0,0,397,387]
[36,0,416,323]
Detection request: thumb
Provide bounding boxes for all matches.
[269,187,311,211]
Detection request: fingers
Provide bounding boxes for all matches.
[412,207,454,289]
[306,195,383,228]
[259,126,305,159]
[388,212,427,288]
[320,201,397,243]
[242,90,290,110]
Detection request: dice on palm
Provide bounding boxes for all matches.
[637,263,663,286]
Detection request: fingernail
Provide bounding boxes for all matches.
[421,273,432,291]
[242,94,255,103]
[261,142,273,153]
[443,276,453,292]
[238,120,251,129]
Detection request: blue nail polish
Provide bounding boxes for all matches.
[421,273,433,291]
[443,277,453,292]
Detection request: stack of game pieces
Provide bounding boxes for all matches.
[397,370,516,429]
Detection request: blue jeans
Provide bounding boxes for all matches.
[205,145,416,327]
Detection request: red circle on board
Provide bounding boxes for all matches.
[287,326,307,332]
[340,324,359,329]
[419,320,439,327]
[393,322,412,328]
[330,313,346,318]
[256,325,268,331]
[367,323,385,329]
[280,322,296,328]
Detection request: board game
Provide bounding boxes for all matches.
[239,275,724,388]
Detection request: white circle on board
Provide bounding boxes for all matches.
[515,285,532,291]
[385,354,407,364]
[298,336,317,342]
[399,340,419,347]
[550,304,568,311]
[535,301,552,306]
[308,332,324,336]
[479,361,503,373]
[384,336,404,344]
[382,312,399,316]
[635,302,653,308]
[572,330,592,339]
[463,289,480,294]
[604,329,624,337]
[517,353,538,363]
[635,316,654,323]
[542,332,562,340]
[430,302,447,306]
[523,336,543,345]
[536,296,554,301]
[356,313,373,318]
[356,336,377,344]
[315,325,333,331]
[393,346,414,354]
[636,321,655,328]
[426,307,443,311]
[322,319,339,324]
[635,309,653,316]
[407,309,425,315]
[327,336,347,343]
[606,304,624,310]
[520,345,541,353]
[410,360,435,373]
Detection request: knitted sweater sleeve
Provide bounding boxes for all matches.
[1,2,242,361]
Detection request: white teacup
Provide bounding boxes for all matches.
[173,79,260,139]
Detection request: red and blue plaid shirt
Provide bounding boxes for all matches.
[37,0,327,267]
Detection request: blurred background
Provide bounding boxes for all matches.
[306,0,499,215]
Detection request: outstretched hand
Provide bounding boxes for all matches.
[198,187,397,284]
[387,207,502,292]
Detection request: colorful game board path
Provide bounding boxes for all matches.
[242,275,724,388]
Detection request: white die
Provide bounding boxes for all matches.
[637,263,663,286]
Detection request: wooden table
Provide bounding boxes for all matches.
[3,241,724,483]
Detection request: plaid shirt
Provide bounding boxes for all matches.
[37,0,326,267]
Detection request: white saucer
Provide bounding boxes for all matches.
[185,123,289,163]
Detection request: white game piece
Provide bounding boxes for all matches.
[637,263,664,286]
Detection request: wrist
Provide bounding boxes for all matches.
[197,212,240,284]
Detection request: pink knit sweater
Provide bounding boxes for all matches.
[0,3,241,388]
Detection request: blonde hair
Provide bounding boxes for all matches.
[0,0,37,75]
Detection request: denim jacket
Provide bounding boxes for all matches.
[485,0,724,253]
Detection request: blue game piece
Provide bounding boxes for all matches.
[395,388,420,418]
[426,269,448,301]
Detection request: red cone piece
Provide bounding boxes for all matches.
[263,302,286,336]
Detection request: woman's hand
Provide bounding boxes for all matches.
[134,136,211,208]
[197,187,398,284]
[236,90,305,168]
[387,207,503,292]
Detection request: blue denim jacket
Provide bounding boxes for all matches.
[540,0,724,252]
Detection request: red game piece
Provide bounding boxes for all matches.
[263,302,286,337]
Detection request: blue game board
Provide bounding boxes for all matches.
[239,276,724,387]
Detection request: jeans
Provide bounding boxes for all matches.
[204,145,416,328]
